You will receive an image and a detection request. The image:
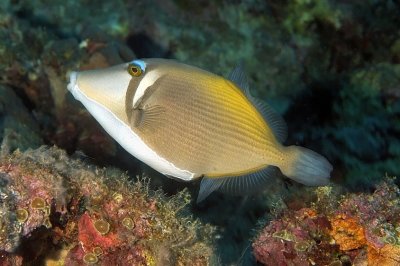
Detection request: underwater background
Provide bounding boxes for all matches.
[0,0,399,265]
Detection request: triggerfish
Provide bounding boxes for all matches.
[67,59,333,202]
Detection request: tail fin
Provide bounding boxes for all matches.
[280,146,332,186]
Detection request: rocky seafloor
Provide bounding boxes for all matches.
[0,0,399,265]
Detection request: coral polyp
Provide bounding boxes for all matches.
[294,240,312,252]
[121,217,134,230]
[16,209,28,223]
[382,235,398,245]
[31,197,46,209]
[112,192,123,204]
[93,247,103,256]
[93,219,110,235]
[83,253,98,264]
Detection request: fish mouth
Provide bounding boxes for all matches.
[67,71,78,93]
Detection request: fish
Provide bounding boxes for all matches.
[67,58,333,202]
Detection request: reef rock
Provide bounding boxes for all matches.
[0,146,215,265]
[253,180,400,265]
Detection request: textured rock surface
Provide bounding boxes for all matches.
[253,180,400,265]
[0,147,215,265]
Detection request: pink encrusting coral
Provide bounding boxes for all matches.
[0,147,215,265]
[2,164,63,237]
[253,180,400,265]
[253,208,338,265]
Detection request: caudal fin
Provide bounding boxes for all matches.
[280,146,332,186]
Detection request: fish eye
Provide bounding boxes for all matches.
[128,63,142,77]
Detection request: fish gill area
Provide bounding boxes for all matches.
[0,1,399,265]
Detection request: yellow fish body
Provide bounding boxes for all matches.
[67,59,332,201]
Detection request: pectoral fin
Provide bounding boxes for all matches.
[131,105,166,132]
[130,74,167,132]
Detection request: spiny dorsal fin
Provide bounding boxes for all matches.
[228,65,288,143]
[197,166,279,203]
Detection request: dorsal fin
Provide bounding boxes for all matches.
[228,65,288,143]
[228,63,250,93]
[250,97,288,142]
[197,166,279,203]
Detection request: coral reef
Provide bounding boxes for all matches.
[0,147,215,265]
[253,179,400,265]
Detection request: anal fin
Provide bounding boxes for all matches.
[197,166,279,203]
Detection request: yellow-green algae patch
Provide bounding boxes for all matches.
[273,229,296,242]
[43,217,52,229]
